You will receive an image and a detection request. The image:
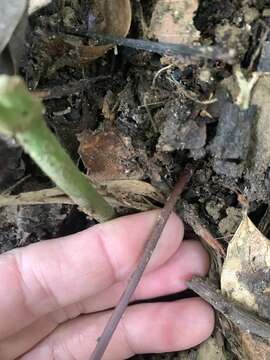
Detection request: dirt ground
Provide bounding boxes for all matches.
[1,0,270,359]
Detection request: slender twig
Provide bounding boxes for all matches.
[188,277,270,339]
[61,29,235,63]
[1,174,31,195]
[0,75,115,221]
[32,76,110,100]
[90,169,193,360]
[180,201,225,256]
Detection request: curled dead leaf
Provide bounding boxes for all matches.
[221,215,270,358]
[98,180,164,210]
[36,0,132,73]
[79,0,132,61]
[149,0,200,44]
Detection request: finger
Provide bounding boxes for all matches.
[0,240,208,359]
[0,317,55,360]
[79,240,210,313]
[20,299,215,360]
[0,211,183,338]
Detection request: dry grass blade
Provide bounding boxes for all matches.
[0,180,164,211]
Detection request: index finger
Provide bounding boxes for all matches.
[0,211,183,339]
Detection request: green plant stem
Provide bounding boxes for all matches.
[0,75,115,222]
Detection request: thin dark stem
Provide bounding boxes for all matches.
[90,169,193,360]
[62,29,235,63]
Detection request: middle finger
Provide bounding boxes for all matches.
[0,241,209,359]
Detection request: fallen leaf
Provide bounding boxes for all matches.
[79,0,132,60]
[221,215,270,358]
[149,0,200,44]
[98,179,164,210]
[78,129,144,181]
[36,0,132,72]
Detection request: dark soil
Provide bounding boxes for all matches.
[1,0,270,359]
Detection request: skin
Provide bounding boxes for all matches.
[0,210,214,359]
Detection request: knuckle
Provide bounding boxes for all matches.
[12,250,61,317]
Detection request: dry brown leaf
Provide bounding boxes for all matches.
[79,0,132,61]
[98,179,164,210]
[40,0,132,69]
[78,129,144,181]
[221,215,270,358]
[149,0,200,44]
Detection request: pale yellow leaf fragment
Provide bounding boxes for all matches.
[197,336,226,360]
[221,215,270,358]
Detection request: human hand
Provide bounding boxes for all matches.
[0,211,214,359]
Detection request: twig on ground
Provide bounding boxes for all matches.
[32,76,110,100]
[90,168,193,360]
[143,93,158,132]
[0,188,73,207]
[1,174,31,195]
[62,29,236,63]
[152,64,174,88]
[179,201,225,256]
[188,277,270,339]
[0,75,115,221]
[169,77,217,105]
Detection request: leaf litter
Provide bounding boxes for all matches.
[221,216,270,359]
[2,0,270,358]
